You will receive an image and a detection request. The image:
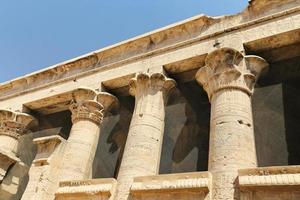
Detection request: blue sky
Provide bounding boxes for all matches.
[0,0,247,83]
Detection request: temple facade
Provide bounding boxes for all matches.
[1,0,300,199]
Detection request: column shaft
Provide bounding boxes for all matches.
[209,90,256,199]
[59,120,100,180]
[116,93,165,200]
[114,73,175,200]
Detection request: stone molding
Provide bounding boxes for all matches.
[195,47,268,100]
[55,178,117,198]
[0,110,36,139]
[131,172,210,193]
[129,72,176,98]
[239,165,300,188]
[69,87,118,125]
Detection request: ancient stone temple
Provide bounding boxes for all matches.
[1,0,300,199]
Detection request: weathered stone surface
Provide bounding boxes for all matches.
[195,47,268,200]
[239,165,300,200]
[24,88,119,200]
[0,110,36,199]
[131,172,210,200]
[59,88,118,181]
[21,135,66,200]
[114,72,175,200]
[0,0,300,199]
[55,178,117,200]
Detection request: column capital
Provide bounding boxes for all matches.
[69,87,118,125]
[195,48,268,100]
[0,109,37,140]
[96,92,119,112]
[129,72,176,97]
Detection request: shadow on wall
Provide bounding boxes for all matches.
[93,96,134,178]
[283,79,300,165]
[160,81,210,174]
[253,53,300,167]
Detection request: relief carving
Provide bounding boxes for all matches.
[195,48,268,100]
[195,48,268,200]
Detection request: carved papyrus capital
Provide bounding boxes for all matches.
[96,92,119,112]
[70,87,119,125]
[0,110,37,140]
[70,100,104,125]
[195,48,268,100]
[129,72,176,100]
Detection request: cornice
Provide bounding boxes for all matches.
[0,0,299,101]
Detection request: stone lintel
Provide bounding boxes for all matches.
[164,53,206,75]
[131,172,211,194]
[24,87,99,115]
[238,165,300,189]
[55,178,117,199]
[24,87,118,116]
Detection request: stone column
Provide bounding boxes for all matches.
[58,87,118,181]
[21,135,66,200]
[114,72,176,200]
[195,48,268,199]
[0,110,36,183]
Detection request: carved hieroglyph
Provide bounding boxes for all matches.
[0,110,36,183]
[59,87,118,181]
[195,48,268,200]
[114,72,176,200]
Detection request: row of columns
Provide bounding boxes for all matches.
[0,47,268,200]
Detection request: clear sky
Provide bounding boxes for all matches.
[0,0,248,83]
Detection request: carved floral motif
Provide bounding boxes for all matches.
[0,110,36,139]
[69,87,118,125]
[129,72,176,98]
[195,48,268,100]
